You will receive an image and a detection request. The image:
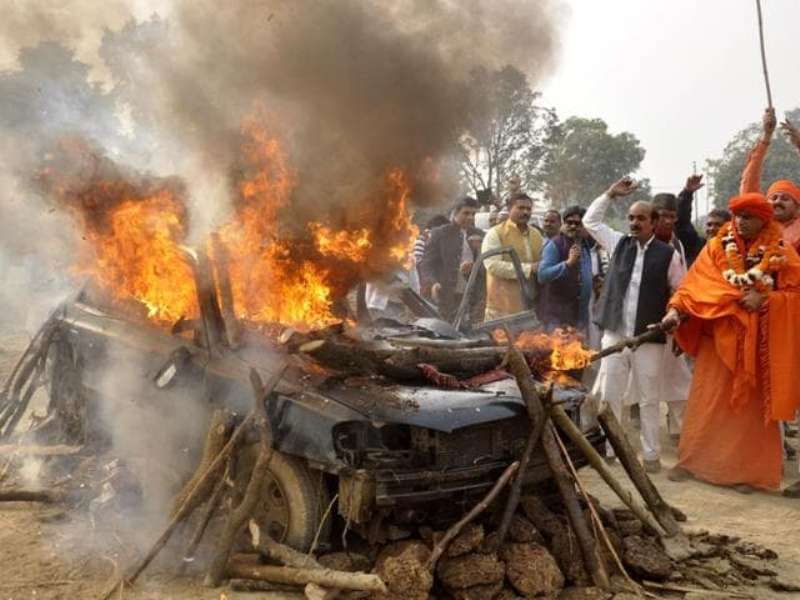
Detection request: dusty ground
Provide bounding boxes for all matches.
[1,324,799,600]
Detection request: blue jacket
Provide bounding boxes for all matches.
[537,235,593,331]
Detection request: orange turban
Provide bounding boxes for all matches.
[728,192,774,222]
[767,179,800,204]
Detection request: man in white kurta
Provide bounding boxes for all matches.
[583,179,684,473]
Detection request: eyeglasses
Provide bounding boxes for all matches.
[565,219,582,226]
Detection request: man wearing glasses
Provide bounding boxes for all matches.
[537,206,594,333]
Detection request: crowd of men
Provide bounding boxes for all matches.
[412,108,800,498]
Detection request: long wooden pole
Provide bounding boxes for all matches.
[548,405,665,536]
[597,404,681,537]
[755,0,773,108]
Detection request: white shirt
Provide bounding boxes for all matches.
[365,265,420,311]
[583,193,684,337]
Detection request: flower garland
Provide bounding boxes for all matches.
[717,221,786,292]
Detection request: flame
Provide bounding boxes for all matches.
[217,120,339,330]
[41,140,199,324]
[493,328,596,379]
[310,223,372,262]
[83,192,198,322]
[217,120,418,331]
[51,117,420,333]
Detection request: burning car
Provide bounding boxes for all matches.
[3,240,605,552]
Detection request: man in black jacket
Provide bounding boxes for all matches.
[584,178,684,473]
[418,197,482,321]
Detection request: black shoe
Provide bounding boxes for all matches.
[783,481,800,498]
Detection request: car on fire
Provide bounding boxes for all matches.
[25,245,604,551]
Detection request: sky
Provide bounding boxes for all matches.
[2,1,799,214]
[540,0,800,211]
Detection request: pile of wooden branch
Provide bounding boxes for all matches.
[88,335,786,600]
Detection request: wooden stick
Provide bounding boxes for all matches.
[425,460,519,572]
[494,384,551,549]
[99,366,285,599]
[0,444,83,456]
[755,0,773,108]
[172,409,232,517]
[226,562,387,593]
[0,489,66,503]
[552,427,644,597]
[503,338,608,589]
[597,404,681,537]
[643,580,754,599]
[229,578,303,593]
[99,412,251,599]
[548,404,665,536]
[305,582,339,600]
[249,519,323,569]
[204,367,284,586]
[249,520,337,600]
[541,423,610,590]
[178,459,231,574]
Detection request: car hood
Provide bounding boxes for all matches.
[317,377,585,433]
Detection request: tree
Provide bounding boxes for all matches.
[706,108,800,207]
[458,65,556,202]
[539,117,649,215]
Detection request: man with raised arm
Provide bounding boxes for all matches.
[583,178,684,473]
[740,108,800,252]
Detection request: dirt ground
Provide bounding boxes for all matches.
[1,325,799,600]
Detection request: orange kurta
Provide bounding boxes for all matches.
[669,233,800,489]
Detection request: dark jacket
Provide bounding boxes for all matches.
[537,234,593,331]
[418,223,484,321]
[594,236,675,343]
[676,188,704,266]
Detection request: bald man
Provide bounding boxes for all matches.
[583,178,684,474]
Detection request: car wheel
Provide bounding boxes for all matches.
[244,448,332,552]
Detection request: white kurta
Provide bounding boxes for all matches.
[583,193,685,461]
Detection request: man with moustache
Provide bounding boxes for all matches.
[482,193,544,321]
[537,206,593,333]
[740,108,800,252]
[542,209,563,239]
[583,178,684,473]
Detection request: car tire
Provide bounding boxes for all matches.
[245,448,332,552]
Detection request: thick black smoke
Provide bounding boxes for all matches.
[101,0,565,227]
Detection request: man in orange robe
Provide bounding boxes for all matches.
[661,193,800,493]
[740,108,800,251]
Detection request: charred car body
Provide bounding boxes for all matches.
[8,246,604,550]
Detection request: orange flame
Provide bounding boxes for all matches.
[217,120,417,331]
[53,117,420,333]
[493,328,596,379]
[83,192,198,322]
[310,223,372,262]
[46,159,199,324]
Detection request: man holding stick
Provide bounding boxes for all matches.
[740,108,800,252]
[583,178,684,473]
[662,192,800,493]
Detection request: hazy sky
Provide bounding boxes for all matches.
[541,0,800,207]
[3,1,799,211]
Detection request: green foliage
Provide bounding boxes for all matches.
[706,108,800,207]
[539,116,648,212]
